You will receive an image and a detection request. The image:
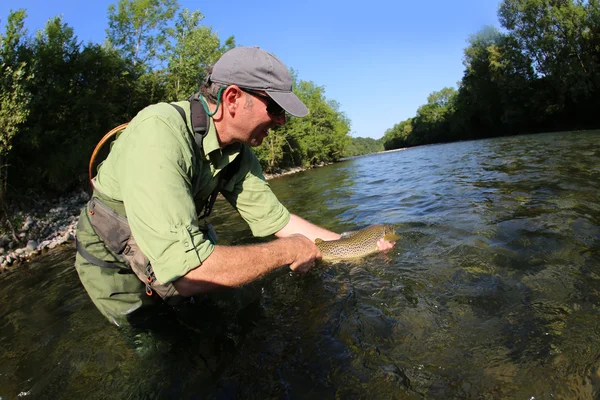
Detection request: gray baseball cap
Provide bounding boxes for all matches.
[208,46,309,117]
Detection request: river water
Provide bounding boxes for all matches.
[1,131,599,399]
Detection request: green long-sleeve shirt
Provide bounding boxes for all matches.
[93,100,290,284]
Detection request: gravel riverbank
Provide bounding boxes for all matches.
[0,164,323,273]
[0,190,88,272]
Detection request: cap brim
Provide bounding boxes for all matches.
[266,90,309,117]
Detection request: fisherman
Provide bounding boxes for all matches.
[74,46,395,326]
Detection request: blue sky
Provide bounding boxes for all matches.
[1,0,502,139]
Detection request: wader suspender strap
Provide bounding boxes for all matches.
[171,95,243,219]
[75,238,133,273]
[171,94,209,155]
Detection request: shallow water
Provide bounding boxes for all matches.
[1,130,599,399]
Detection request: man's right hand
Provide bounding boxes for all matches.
[283,234,322,273]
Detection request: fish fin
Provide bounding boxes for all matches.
[340,230,358,239]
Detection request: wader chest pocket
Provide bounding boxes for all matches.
[88,198,131,255]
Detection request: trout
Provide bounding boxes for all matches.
[315,224,400,261]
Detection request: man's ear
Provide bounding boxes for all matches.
[222,85,241,115]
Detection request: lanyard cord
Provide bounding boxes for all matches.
[199,86,227,117]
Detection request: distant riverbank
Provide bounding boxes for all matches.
[339,147,407,161]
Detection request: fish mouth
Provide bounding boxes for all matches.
[383,225,400,242]
[384,232,401,241]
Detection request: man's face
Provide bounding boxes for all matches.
[238,89,287,147]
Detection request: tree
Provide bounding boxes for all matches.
[382,118,413,150]
[0,10,32,199]
[0,9,32,239]
[345,137,383,157]
[449,26,536,139]
[106,0,178,70]
[286,80,351,166]
[254,77,352,171]
[165,9,234,101]
[8,16,139,193]
[411,87,457,143]
[498,0,600,128]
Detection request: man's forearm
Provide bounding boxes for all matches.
[173,235,319,296]
[275,213,341,241]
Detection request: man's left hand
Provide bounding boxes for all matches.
[377,238,396,252]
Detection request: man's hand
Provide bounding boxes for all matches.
[285,234,322,273]
[377,238,396,252]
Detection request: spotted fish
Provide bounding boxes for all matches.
[315,224,400,261]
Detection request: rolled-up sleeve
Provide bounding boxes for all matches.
[117,115,213,284]
[222,146,291,237]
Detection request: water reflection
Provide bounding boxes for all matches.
[0,131,599,399]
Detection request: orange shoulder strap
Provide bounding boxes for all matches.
[88,123,129,186]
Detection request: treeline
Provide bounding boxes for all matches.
[383,0,600,150]
[253,80,352,171]
[344,137,384,157]
[0,0,353,205]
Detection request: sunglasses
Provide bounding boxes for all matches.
[239,88,285,116]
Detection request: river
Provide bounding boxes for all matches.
[1,130,599,399]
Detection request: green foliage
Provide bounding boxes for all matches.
[344,137,384,157]
[498,0,600,121]
[106,0,178,70]
[382,118,413,150]
[0,63,30,157]
[384,0,600,151]
[165,9,234,101]
[0,10,31,156]
[0,10,32,202]
[382,87,457,149]
[6,15,140,193]
[254,78,351,172]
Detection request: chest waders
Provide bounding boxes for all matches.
[77,94,242,305]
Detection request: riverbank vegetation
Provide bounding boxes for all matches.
[344,137,384,157]
[0,2,360,208]
[383,0,600,150]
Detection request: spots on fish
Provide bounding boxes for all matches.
[316,224,399,261]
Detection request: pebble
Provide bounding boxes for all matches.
[21,216,34,231]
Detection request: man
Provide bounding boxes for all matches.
[75,46,394,326]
